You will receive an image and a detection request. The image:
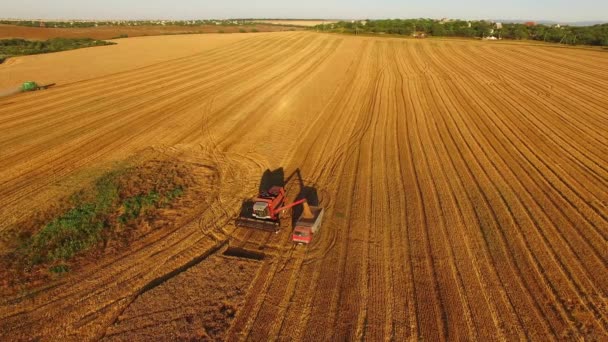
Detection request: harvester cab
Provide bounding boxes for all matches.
[252,186,284,220]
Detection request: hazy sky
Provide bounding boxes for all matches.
[1,0,605,22]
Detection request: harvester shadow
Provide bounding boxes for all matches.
[237,167,317,230]
[258,168,285,193]
[238,167,286,222]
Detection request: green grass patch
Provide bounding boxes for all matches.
[0,38,115,60]
[5,161,195,283]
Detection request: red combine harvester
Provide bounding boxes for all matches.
[236,169,324,243]
[236,186,307,232]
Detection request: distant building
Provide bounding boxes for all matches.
[495,22,503,29]
[39,21,46,28]
[524,21,536,27]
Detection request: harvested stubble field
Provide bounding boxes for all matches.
[0,31,607,340]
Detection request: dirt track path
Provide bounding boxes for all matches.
[0,32,607,340]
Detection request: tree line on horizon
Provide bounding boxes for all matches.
[314,19,608,46]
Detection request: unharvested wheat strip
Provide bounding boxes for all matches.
[246,256,300,340]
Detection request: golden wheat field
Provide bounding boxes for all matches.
[0,31,607,340]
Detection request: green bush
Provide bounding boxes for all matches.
[239,28,246,33]
[0,38,115,60]
[218,30,225,33]
[49,264,69,274]
[251,28,259,33]
[19,166,187,269]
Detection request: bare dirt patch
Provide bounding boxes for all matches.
[103,253,262,341]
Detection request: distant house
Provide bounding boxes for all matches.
[524,21,536,27]
[439,18,451,25]
[39,21,46,28]
[495,22,503,29]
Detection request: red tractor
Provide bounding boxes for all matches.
[235,169,324,240]
[236,186,308,232]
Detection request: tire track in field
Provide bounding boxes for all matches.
[418,42,608,336]
[428,44,608,336]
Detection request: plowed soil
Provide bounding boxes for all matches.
[0,32,607,340]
